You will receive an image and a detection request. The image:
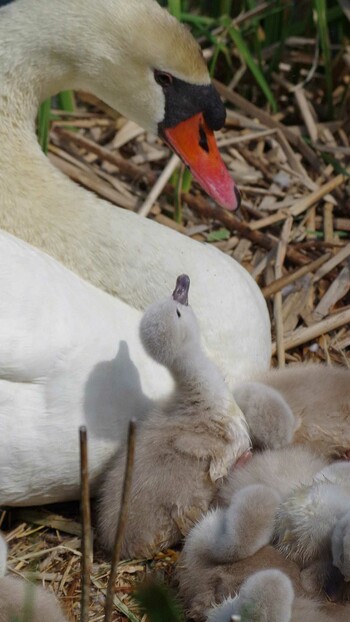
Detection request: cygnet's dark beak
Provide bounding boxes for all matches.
[172,274,190,306]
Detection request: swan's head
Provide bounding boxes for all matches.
[140,274,201,370]
[66,0,240,210]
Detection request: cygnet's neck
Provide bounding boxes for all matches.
[170,345,231,406]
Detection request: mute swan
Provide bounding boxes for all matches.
[0,534,67,622]
[0,0,270,375]
[233,364,350,459]
[0,0,270,505]
[98,275,250,558]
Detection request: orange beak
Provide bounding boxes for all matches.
[164,112,240,211]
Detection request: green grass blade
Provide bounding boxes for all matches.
[57,90,75,112]
[228,25,278,112]
[220,0,233,16]
[37,98,51,154]
[168,0,181,19]
[179,13,215,27]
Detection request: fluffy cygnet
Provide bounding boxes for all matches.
[98,275,249,558]
[206,569,334,622]
[216,445,328,508]
[178,449,350,620]
[234,364,350,459]
[233,382,295,450]
[0,534,67,622]
[177,445,327,621]
[275,461,350,572]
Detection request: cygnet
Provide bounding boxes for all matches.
[206,569,336,622]
[233,364,350,459]
[0,533,67,622]
[98,275,250,558]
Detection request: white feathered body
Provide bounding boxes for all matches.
[0,0,270,504]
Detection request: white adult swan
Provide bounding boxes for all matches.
[0,0,270,505]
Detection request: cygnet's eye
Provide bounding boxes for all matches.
[154,69,173,88]
[176,308,181,318]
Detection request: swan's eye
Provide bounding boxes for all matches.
[176,308,181,318]
[154,70,173,89]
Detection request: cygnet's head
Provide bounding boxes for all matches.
[140,275,200,370]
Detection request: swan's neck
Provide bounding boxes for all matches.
[0,0,139,294]
[1,7,72,128]
[0,1,120,133]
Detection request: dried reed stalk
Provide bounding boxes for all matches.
[79,426,92,622]
[104,420,137,622]
[274,217,293,367]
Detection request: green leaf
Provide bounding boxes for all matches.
[207,228,230,242]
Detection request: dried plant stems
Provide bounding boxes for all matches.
[79,426,92,622]
[54,128,155,184]
[313,242,350,282]
[249,174,346,231]
[182,193,310,266]
[274,217,293,367]
[104,420,137,622]
[262,253,331,298]
[139,154,180,217]
[271,307,350,354]
[213,79,321,171]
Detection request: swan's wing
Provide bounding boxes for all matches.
[0,232,172,505]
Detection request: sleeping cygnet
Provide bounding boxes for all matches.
[0,533,67,622]
[178,446,350,621]
[98,275,250,559]
[274,461,350,580]
[233,364,350,459]
[206,569,335,622]
[177,445,329,621]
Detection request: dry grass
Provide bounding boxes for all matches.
[1,511,179,621]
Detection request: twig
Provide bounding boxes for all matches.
[271,308,350,353]
[313,242,350,282]
[262,252,331,298]
[54,128,156,184]
[138,154,180,217]
[294,87,318,142]
[79,426,92,622]
[274,217,293,367]
[49,152,135,210]
[104,420,137,622]
[323,203,334,243]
